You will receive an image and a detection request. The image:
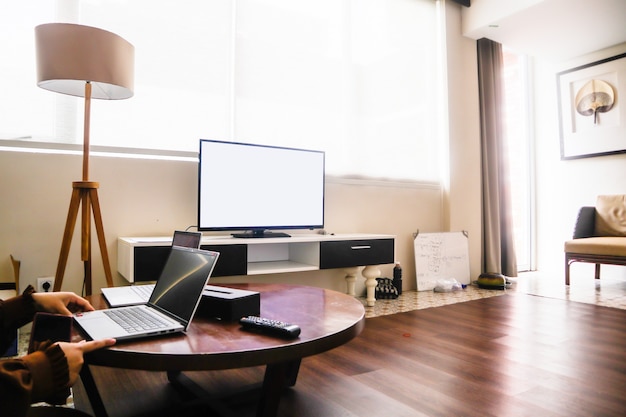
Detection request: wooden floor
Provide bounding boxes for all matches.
[74,293,626,417]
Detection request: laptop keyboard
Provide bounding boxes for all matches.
[132,285,154,299]
[104,308,170,334]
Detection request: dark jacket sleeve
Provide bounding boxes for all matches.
[0,286,37,354]
[0,344,70,416]
[0,287,71,416]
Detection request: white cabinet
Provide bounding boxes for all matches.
[118,233,395,306]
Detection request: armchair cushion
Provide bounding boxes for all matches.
[565,237,626,257]
[595,194,626,237]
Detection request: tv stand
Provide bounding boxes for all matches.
[118,233,395,306]
[231,230,291,238]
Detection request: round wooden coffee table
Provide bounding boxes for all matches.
[79,283,365,417]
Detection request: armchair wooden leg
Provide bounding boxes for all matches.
[565,255,571,285]
[595,263,601,280]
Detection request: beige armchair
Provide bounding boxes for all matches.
[565,195,626,285]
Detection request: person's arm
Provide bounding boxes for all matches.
[31,290,95,316]
[0,287,68,416]
[0,339,115,417]
[0,342,70,417]
[1,286,114,416]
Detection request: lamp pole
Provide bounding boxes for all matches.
[53,81,114,295]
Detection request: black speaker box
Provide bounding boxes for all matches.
[197,285,260,321]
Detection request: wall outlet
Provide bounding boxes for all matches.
[37,277,54,293]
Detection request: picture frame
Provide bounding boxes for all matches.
[557,52,626,160]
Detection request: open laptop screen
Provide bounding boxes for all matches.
[148,247,219,326]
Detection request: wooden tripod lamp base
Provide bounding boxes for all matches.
[53,181,114,296]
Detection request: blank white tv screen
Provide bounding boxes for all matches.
[198,140,325,233]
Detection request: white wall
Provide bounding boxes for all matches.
[460,0,626,280]
[532,42,626,278]
[462,0,542,36]
[444,2,483,279]
[0,150,443,295]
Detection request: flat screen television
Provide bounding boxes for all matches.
[198,139,325,238]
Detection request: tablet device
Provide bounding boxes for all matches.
[28,312,73,353]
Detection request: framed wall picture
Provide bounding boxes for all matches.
[557,52,626,160]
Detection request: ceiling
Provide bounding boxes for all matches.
[461,0,626,62]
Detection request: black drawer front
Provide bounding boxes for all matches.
[320,239,394,269]
[133,244,247,282]
[200,244,247,276]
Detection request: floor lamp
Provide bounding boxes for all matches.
[35,23,134,295]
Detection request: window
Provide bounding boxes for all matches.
[502,48,534,271]
[1,0,444,182]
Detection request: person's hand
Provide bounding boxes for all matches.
[57,339,116,386]
[32,291,95,316]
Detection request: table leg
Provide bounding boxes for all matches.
[257,359,301,417]
[361,265,381,307]
[167,370,240,417]
[167,360,301,417]
[283,359,301,387]
[167,370,203,401]
[79,365,108,417]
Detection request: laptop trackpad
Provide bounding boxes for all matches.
[75,312,132,340]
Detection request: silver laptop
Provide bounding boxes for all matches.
[101,230,202,307]
[101,284,154,307]
[74,247,219,342]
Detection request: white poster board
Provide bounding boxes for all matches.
[414,231,470,291]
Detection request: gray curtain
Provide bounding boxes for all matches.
[477,38,518,277]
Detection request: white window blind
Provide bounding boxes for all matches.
[1,0,444,182]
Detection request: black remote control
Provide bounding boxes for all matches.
[239,316,301,339]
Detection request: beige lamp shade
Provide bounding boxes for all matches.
[35,23,134,100]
